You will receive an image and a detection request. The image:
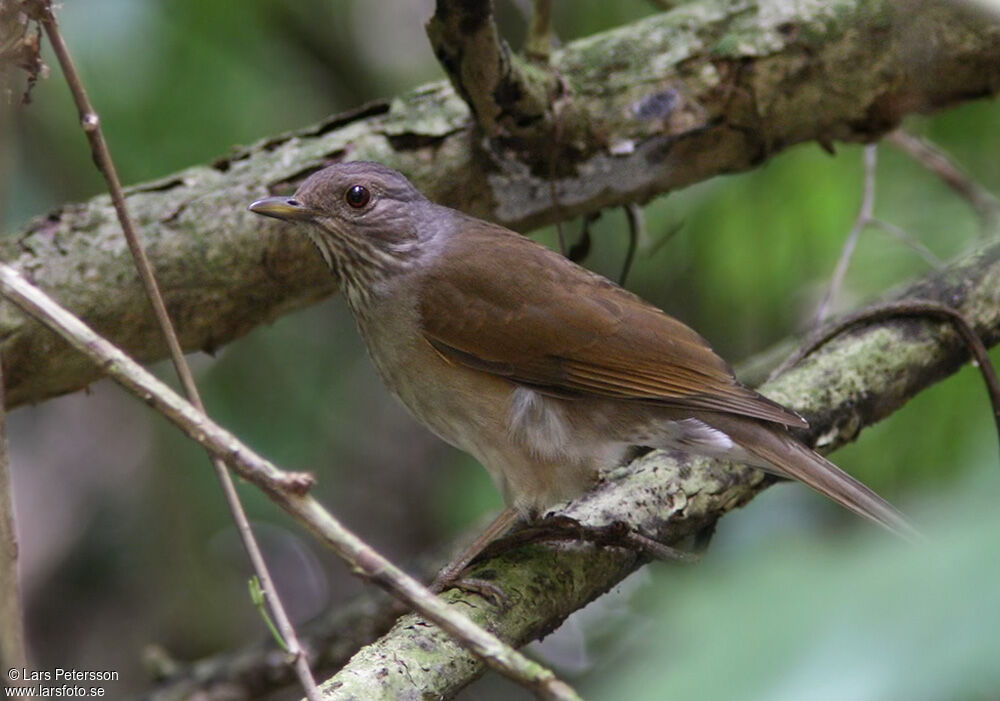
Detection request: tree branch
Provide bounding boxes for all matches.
[887,128,1000,231]
[3,0,998,409]
[426,0,554,139]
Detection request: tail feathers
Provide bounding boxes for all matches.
[703,414,921,541]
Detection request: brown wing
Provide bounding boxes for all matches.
[419,216,806,428]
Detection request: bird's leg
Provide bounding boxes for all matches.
[430,506,523,597]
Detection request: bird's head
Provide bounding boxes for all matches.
[249,162,431,298]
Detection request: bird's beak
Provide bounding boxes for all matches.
[248,196,321,221]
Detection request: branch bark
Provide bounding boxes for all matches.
[426,0,554,139]
[313,234,1000,699]
[3,0,998,408]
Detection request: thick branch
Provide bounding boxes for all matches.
[316,237,1000,698]
[4,0,999,408]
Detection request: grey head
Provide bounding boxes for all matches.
[249,162,435,306]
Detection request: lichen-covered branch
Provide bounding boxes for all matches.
[3,0,999,409]
[314,237,1000,699]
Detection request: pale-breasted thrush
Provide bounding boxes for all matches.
[250,161,916,575]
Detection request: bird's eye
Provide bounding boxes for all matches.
[345,185,371,209]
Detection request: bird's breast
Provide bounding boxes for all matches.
[352,300,512,456]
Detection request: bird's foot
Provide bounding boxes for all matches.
[429,570,510,609]
[488,514,701,565]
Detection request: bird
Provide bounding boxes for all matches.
[249,161,917,582]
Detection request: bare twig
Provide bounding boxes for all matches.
[525,0,553,61]
[621,203,644,285]
[869,219,942,268]
[0,263,581,701]
[140,582,408,701]
[816,144,878,323]
[647,219,685,258]
[887,129,1000,232]
[548,72,569,256]
[0,354,28,678]
[26,2,324,697]
[818,142,954,324]
[567,213,598,263]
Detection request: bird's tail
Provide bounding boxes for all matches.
[702,413,921,541]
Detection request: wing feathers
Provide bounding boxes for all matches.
[419,218,806,429]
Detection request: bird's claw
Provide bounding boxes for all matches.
[430,571,510,609]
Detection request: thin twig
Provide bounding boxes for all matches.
[29,3,322,696]
[869,218,942,267]
[0,264,581,701]
[646,219,685,258]
[887,129,1000,233]
[623,529,701,563]
[549,75,568,256]
[567,213,598,263]
[524,0,553,61]
[773,300,1000,449]
[621,203,644,285]
[0,353,29,679]
[816,144,878,323]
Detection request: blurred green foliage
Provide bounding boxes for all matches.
[2,1,999,699]
[589,473,1000,701]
